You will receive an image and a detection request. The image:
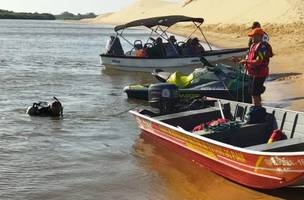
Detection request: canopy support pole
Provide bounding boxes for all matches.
[184,25,198,42]
[197,23,213,51]
[158,26,180,55]
[117,30,134,47]
[146,29,155,44]
[149,26,168,41]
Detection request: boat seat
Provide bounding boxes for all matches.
[234,123,273,147]
[246,137,304,152]
[153,107,218,121]
[218,102,302,133]
[154,107,222,131]
[199,122,272,147]
[215,101,249,121]
[260,109,304,139]
[134,40,143,49]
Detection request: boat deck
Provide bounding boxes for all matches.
[131,98,304,188]
[152,99,304,151]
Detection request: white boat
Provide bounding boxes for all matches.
[100,15,248,73]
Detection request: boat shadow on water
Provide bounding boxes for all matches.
[101,67,155,83]
[133,132,304,200]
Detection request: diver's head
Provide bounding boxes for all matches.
[50,100,63,117]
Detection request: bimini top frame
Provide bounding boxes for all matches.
[113,15,213,52]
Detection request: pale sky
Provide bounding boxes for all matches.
[0,0,136,15]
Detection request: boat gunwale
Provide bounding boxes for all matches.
[129,107,304,157]
[100,47,248,60]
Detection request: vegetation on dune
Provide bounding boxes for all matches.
[55,12,97,20]
[0,10,97,20]
[0,9,55,20]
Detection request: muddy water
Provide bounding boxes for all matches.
[0,20,303,200]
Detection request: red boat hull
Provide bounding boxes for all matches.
[141,131,286,189]
[131,111,304,189]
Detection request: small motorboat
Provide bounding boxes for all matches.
[124,63,252,103]
[100,15,248,73]
[130,84,304,189]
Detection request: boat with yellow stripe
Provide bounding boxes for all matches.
[130,97,304,189]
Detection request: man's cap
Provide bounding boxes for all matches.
[248,28,264,37]
[251,21,261,29]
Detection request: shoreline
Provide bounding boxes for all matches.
[83,18,304,110]
[159,24,304,110]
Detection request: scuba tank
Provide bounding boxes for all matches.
[26,97,63,117]
[26,101,48,116]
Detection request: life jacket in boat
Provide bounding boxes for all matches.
[192,118,228,132]
[247,41,273,77]
[135,49,146,57]
[267,129,287,144]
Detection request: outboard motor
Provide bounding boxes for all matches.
[148,83,179,114]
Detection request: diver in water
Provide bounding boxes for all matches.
[26,96,63,117]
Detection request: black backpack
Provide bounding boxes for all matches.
[245,106,267,124]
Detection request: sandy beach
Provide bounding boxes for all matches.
[85,0,304,110]
[172,23,304,110]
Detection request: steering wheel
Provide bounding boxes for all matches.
[177,41,186,47]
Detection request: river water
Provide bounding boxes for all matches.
[0,20,303,200]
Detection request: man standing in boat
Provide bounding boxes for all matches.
[240,28,273,106]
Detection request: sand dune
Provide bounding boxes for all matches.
[178,0,304,24]
[87,0,175,24]
[89,0,304,25]
[88,0,304,71]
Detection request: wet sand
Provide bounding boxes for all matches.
[84,0,304,110]
[171,23,304,111]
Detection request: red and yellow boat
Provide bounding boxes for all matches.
[130,99,304,189]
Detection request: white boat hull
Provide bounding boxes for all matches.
[100,48,247,73]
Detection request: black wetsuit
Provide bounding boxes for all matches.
[27,103,60,117]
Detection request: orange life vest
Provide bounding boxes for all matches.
[247,42,272,77]
[135,49,146,57]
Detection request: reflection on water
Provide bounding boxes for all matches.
[133,132,304,200]
[102,67,156,84]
